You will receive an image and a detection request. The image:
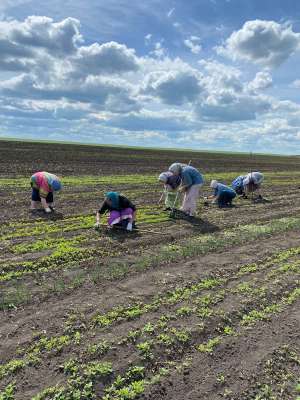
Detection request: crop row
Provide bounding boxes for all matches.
[1,243,299,389]
[3,261,299,399]
[0,207,169,242]
[1,215,300,310]
[1,170,300,189]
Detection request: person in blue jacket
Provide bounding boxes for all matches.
[210,180,236,208]
[169,163,204,216]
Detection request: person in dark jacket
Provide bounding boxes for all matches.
[95,192,136,231]
[158,171,181,210]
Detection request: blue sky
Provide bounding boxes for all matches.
[0,0,300,153]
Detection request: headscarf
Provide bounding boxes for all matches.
[105,191,120,209]
[158,172,171,183]
[169,163,183,175]
[210,180,218,189]
[243,172,264,186]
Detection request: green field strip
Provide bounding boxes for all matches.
[1,171,300,189]
[1,243,299,387]
[0,208,169,241]
[11,276,300,400]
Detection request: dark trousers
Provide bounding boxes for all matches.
[218,192,236,207]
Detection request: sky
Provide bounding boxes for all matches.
[0,0,300,154]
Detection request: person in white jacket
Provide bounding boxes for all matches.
[232,172,264,198]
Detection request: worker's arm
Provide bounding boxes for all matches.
[95,211,101,227]
[95,201,109,228]
[180,170,193,192]
[40,196,52,213]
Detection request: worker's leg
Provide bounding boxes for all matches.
[181,184,201,216]
[108,210,121,226]
[46,192,54,209]
[120,208,135,231]
[217,192,228,207]
[31,188,41,209]
[218,192,235,208]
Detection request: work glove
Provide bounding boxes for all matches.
[126,222,133,231]
[45,207,52,213]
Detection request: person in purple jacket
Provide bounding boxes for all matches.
[95,192,136,231]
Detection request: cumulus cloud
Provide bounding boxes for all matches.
[199,60,243,92]
[74,42,139,76]
[196,93,272,122]
[196,60,272,122]
[0,16,82,55]
[0,73,139,113]
[104,109,194,131]
[216,20,300,68]
[184,36,202,54]
[143,68,203,105]
[248,71,273,92]
[0,15,299,153]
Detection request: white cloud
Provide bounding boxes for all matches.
[150,41,166,58]
[143,68,203,105]
[199,60,243,92]
[0,15,299,153]
[144,33,152,44]
[196,93,272,122]
[167,8,175,18]
[184,36,202,54]
[0,16,82,55]
[196,60,272,122]
[248,71,273,92]
[216,20,300,68]
[0,73,139,113]
[74,42,139,76]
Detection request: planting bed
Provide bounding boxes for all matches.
[0,140,300,400]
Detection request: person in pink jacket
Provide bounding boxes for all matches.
[30,171,62,213]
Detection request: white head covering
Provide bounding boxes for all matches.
[243,171,264,185]
[158,172,169,183]
[169,163,183,175]
[210,180,218,189]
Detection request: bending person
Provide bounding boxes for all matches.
[232,171,264,198]
[169,163,204,216]
[30,171,62,213]
[95,191,136,231]
[209,180,236,208]
[158,171,181,211]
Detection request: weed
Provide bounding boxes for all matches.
[0,383,15,400]
[197,337,221,353]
